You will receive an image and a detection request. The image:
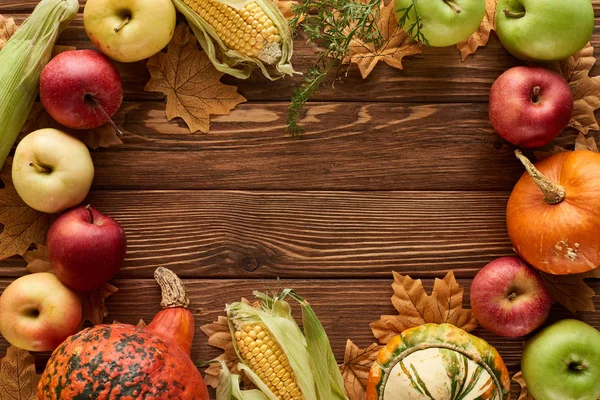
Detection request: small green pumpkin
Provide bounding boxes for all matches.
[367,324,510,400]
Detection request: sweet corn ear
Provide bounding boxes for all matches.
[172,0,296,80]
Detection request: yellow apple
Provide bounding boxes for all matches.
[83,0,177,63]
[0,273,82,352]
[12,128,95,214]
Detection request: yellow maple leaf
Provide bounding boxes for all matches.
[80,283,119,325]
[456,0,497,60]
[347,0,422,79]
[339,340,383,400]
[0,15,16,51]
[0,160,54,260]
[23,244,52,274]
[0,346,40,400]
[558,43,600,135]
[145,23,246,133]
[370,271,477,344]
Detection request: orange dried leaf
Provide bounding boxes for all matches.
[23,245,53,274]
[539,269,600,313]
[21,103,123,150]
[145,23,246,133]
[371,271,477,344]
[339,340,382,400]
[0,345,40,400]
[558,43,600,134]
[80,283,119,325]
[574,132,599,152]
[512,371,535,400]
[0,15,16,51]
[348,1,422,79]
[0,159,54,260]
[456,0,497,60]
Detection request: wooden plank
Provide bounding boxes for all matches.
[3,190,515,279]
[86,101,589,191]
[0,278,598,398]
[3,14,600,103]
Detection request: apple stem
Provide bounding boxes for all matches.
[444,0,462,13]
[503,8,525,18]
[86,204,94,224]
[86,95,123,137]
[531,86,541,103]
[29,162,51,174]
[114,16,130,33]
[515,150,566,205]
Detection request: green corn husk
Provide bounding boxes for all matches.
[217,361,270,400]
[220,289,348,400]
[0,0,79,169]
[172,0,296,80]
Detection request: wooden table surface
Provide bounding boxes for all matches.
[1,1,600,398]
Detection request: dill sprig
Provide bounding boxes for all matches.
[396,1,430,46]
[286,0,383,136]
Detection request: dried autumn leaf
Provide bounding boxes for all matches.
[339,340,382,400]
[21,103,123,150]
[533,145,569,161]
[0,15,16,51]
[0,345,40,400]
[371,271,477,344]
[136,319,147,329]
[145,23,246,133]
[80,283,119,325]
[23,244,52,274]
[0,159,54,260]
[539,267,600,313]
[456,0,497,60]
[200,315,243,389]
[274,0,302,23]
[347,0,422,79]
[512,371,535,400]
[574,132,599,152]
[558,43,600,134]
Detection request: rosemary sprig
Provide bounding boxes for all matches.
[396,1,430,46]
[286,0,383,136]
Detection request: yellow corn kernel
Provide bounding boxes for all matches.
[182,0,282,64]
[235,323,304,399]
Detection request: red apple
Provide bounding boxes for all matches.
[0,273,82,351]
[40,49,123,130]
[48,205,127,291]
[489,66,573,148]
[470,256,552,337]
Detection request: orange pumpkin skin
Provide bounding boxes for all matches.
[507,150,600,275]
[37,323,209,400]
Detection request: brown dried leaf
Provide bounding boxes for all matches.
[200,315,239,388]
[533,145,569,161]
[339,340,382,400]
[0,15,16,51]
[574,132,599,152]
[0,160,54,260]
[539,269,600,313]
[80,283,119,325]
[21,103,123,150]
[136,319,147,329]
[347,1,422,79]
[512,371,535,400]
[274,0,302,24]
[0,346,40,400]
[558,43,600,134]
[371,271,477,344]
[456,0,497,60]
[23,245,53,274]
[145,23,246,133]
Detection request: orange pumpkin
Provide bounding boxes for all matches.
[507,150,600,275]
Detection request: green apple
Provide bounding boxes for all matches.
[394,0,486,47]
[522,319,600,400]
[12,128,95,214]
[83,0,176,63]
[496,0,594,61]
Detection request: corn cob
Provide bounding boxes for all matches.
[172,0,296,80]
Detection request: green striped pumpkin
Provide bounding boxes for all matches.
[367,324,510,400]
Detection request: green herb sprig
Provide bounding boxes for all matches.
[396,0,430,46]
[286,0,383,136]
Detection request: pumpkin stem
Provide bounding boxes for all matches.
[154,267,190,309]
[514,150,566,205]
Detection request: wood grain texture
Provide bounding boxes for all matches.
[0,190,516,279]
[0,278,598,398]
